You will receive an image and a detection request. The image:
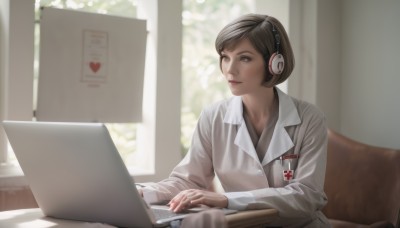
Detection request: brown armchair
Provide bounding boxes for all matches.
[323,129,400,228]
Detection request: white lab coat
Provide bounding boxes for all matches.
[142,88,330,227]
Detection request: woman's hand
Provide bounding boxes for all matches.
[168,189,228,213]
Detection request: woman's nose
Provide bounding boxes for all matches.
[224,59,237,75]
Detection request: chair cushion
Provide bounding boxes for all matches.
[329,219,368,228]
[323,130,400,226]
[329,219,395,228]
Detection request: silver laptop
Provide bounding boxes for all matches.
[2,121,235,227]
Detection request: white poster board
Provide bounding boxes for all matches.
[36,7,146,123]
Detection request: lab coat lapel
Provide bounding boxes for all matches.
[262,88,301,166]
[224,96,259,161]
[235,122,259,161]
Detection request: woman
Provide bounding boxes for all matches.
[140,14,330,227]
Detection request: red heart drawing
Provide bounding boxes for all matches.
[89,62,101,73]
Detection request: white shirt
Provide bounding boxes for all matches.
[142,88,330,227]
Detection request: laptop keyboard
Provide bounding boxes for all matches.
[151,207,187,220]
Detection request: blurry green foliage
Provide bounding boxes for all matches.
[180,0,254,155]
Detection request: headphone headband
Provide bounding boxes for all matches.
[272,25,280,54]
[266,20,284,75]
[267,21,280,54]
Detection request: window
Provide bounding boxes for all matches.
[181,0,255,154]
[1,0,183,182]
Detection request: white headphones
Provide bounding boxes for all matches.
[268,22,285,75]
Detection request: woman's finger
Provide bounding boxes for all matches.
[169,189,213,212]
[172,195,191,212]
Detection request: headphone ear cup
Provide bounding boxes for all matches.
[268,53,285,75]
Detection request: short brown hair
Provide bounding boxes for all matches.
[215,14,295,87]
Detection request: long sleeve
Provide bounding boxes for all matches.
[142,110,215,204]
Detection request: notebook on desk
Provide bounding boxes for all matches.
[2,121,236,228]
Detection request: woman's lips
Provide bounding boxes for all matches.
[228,80,242,85]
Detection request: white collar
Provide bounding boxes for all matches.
[223,87,301,165]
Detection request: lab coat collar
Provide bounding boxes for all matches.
[223,87,301,165]
[263,88,301,165]
[223,95,243,124]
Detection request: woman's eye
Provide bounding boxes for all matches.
[220,55,229,61]
[240,56,251,62]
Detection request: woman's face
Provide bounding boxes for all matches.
[220,38,266,96]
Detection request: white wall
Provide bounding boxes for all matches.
[287,0,341,130]
[288,0,400,149]
[340,0,400,149]
[288,0,318,106]
[315,0,341,131]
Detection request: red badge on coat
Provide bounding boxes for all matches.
[283,170,294,181]
[280,154,298,181]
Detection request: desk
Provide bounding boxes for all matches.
[226,209,278,228]
[0,208,279,228]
